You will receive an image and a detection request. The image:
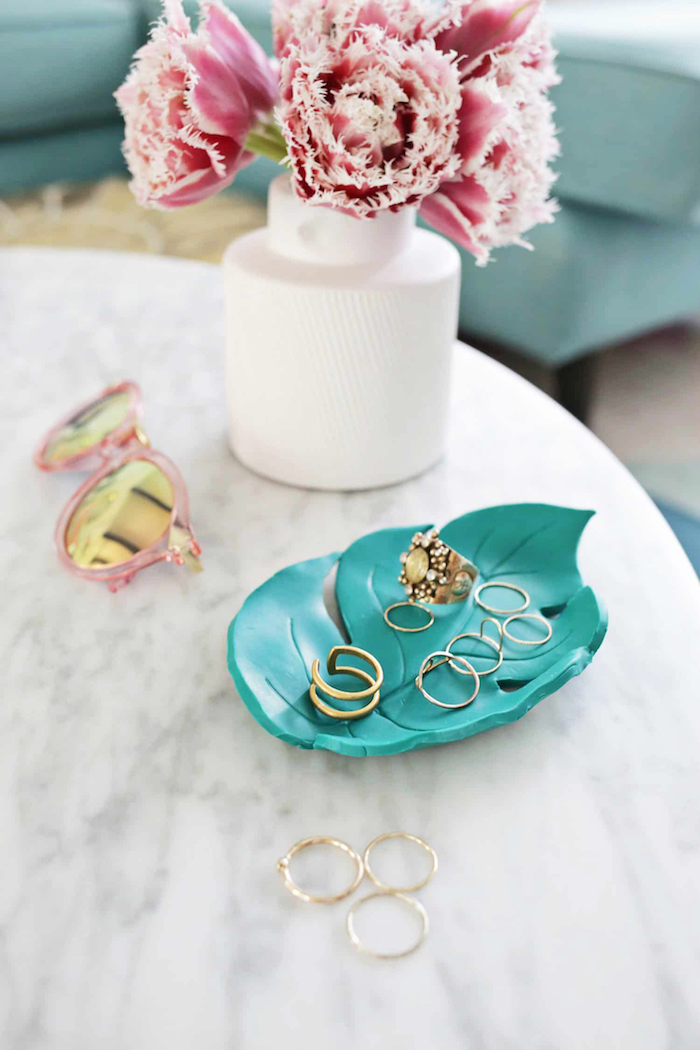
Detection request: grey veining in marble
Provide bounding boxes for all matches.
[1,247,700,1050]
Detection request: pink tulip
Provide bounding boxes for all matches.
[115,0,277,209]
[277,27,462,218]
[420,3,560,264]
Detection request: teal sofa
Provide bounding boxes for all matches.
[2,0,700,416]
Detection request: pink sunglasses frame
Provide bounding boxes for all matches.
[34,381,201,591]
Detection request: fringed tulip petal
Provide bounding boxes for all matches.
[273,0,431,57]
[199,2,278,114]
[156,138,254,207]
[454,83,507,170]
[420,193,485,259]
[183,40,255,140]
[434,0,539,67]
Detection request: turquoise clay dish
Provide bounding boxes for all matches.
[227,503,608,757]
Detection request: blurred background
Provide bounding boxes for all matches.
[2,0,699,570]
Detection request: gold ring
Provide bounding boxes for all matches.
[347,892,428,959]
[398,528,478,605]
[309,666,380,720]
[383,602,435,633]
[277,836,364,903]
[311,645,383,700]
[363,832,438,893]
[474,581,530,615]
[446,618,503,677]
[503,613,553,647]
[309,645,383,720]
[415,651,480,709]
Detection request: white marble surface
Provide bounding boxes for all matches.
[2,247,700,1050]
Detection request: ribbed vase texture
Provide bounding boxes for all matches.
[224,176,461,490]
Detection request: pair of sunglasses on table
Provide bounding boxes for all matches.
[34,381,202,591]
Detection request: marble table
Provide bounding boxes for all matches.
[2,247,700,1050]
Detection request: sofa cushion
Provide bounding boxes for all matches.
[0,124,126,195]
[452,200,700,366]
[551,2,700,223]
[0,0,142,138]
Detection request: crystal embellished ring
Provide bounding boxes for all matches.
[398,529,478,604]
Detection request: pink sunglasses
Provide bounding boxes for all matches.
[34,381,202,591]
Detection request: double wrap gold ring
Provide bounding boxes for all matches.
[309,645,384,720]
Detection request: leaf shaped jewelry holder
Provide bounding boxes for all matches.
[227,504,608,757]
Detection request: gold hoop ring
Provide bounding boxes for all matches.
[474,581,530,615]
[383,602,435,633]
[415,651,480,709]
[363,832,438,893]
[347,892,428,959]
[503,613,553,647]
[311,645,383,701]
[309,665,380,720]
[446,619,503,678]
[277,837,364,904]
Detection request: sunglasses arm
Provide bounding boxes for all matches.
[168,524,203,574]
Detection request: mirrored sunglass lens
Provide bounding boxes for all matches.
[65,460,174,568]
[45,391,131,463]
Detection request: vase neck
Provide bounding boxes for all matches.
[266,174,416,266]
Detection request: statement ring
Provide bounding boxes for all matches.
[446,618,503,677]
[503,613,553,647]
[384,601,435,633]
[363,832,438,893]
[347,892,428,959]
[398,528,478,605]
[277,836,364,903]
[415,651,480,709]
[474,581,530,615]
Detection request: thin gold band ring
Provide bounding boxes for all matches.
[277,837,364,903]
[503,613,553,646]
[416,651,480,709]
[383,602,435,633]
[474,581,530,615]
[347,891,429,959]
[363,832,438,893]
[447,618,503,677]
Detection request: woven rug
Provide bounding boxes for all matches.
[0,177,265,262]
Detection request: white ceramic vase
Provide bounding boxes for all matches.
[223,174,461,490]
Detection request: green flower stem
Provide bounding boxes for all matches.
[244,120,288,165]
[258,120,287,150]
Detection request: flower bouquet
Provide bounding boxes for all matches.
[117,0,560,489]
